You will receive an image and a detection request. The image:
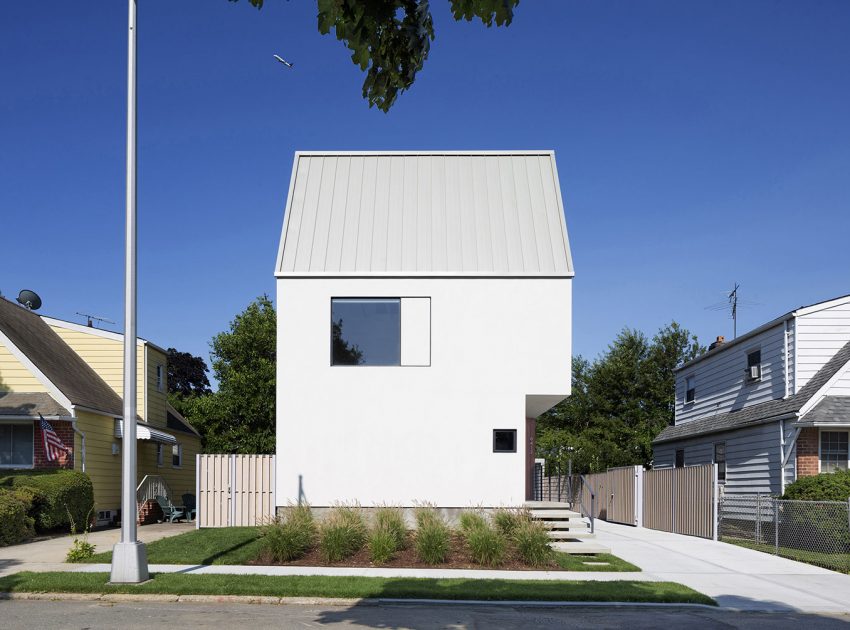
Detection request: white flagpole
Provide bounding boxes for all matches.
[110,0,148,583]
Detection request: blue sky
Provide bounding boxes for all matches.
[2,1,849,377]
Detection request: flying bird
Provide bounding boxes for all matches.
[273,54,294,69]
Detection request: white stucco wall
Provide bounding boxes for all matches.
[276,277,571,507]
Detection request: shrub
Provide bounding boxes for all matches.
[493,507,528,538]
[465,523,506,567]
[259,504,316,563]
[373,506,407,549]
[782,470,850,502]
[319,505,367,563]
[0,470,94,532]
[0,488,35,546]
[414,503,440,530]
[415,516,451,565]
[65,538,96,562]
[459,510,487,533]
[514,520,553,567]
[368,528,397,565]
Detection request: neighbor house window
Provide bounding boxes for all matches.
[0,423,34,468]
[331,298,401,366]
[156,364,164,392]
[820,431,848,473]
[675,449,685,468]
[156,444,164,467]
[493,430,517,453]
[746,350,761,382]
[685,376,695,404]
[714,442,727,481]
[172,443,183,468]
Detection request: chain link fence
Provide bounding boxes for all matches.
[719,494,850,573]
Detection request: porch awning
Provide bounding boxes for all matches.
[114,419,178,445]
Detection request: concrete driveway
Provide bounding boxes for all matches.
[0,522,193,577]
[594,520,850,613]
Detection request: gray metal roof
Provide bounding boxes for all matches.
[0,297,124,417]
[0,392,70,417]
[275,151,573,276]
[802,396,850,425]
[654,339,850,443]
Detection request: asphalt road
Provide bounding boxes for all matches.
[2,601,849,629]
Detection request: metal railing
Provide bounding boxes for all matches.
[719,494,850,573]
[136,474,172,504]
[576,474,597,533]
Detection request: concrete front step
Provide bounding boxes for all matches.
[529,509,582,519]
[524,501,572,509]
[550,541,611,554]
[547,530,595,539]
[537,520,589,530]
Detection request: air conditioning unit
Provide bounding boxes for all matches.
[748,365,760,380]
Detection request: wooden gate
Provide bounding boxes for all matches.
[606,465,642,526]
[196,454,275,528]
[643,464,717,539]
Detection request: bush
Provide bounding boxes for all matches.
[368,528,397,565]
[464,523,506,567]
[0,488,35,546]
[459,510,487,533]
[259,504,316,563]
[319,505,367,563]
[782,470,850,501]
[0,470,94,533]
[415,516,451,565]
[493,508,529,538]
[414,504,440,530]
[65,538,96,562]
[513,520,553,567]
[373,506,406,549]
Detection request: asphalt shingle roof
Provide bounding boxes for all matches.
[0,392,70,417]
[804,396,850,424]
[654,339,850,443]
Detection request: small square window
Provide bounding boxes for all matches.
[746,350,761,382]
[675,449,685,468]
[685,376,695,404]
[493,430,517,453]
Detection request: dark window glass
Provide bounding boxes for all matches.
[675,449,685,468]
[820,431,848,473]
[685,376,695,404]
[493,430,517,453]
[0,423,34,467]
[714,442,727,481]
[331,299,401,366]
[747,350,762,381]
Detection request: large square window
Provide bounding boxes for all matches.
[0,423,34,468]
[331,298,401,366]
[820,431,848,473]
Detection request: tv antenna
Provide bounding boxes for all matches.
[704,283,757,339]
[76,312,116,329]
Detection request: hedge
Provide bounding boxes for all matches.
[0,488,36,546]
[0,470,94,533]
[782,469,850,502]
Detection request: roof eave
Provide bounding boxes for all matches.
[274,271,575,279]
[653,411,799,444]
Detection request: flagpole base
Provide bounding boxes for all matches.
[109,541,149,583]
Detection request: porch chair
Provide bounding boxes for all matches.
[181,493,197,522]
[155,494,185,523]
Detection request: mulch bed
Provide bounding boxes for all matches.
[249,533,570,571]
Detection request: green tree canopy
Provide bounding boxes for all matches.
[232,0,520,111]
[538,322,703,473]
[166,347,211,396]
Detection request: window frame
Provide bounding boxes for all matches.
[745,348,762,383]
[156,364,164,392]
[818,430,849,473]
[684,376,695,405]
[330,297,402,367]
[675,449,685,468]
[0,422,35,469]
[156,443,164,467]
[714,441,727,482]
[492,429,517,453]
[172,443,183,469]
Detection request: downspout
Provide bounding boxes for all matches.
[71,419,86,473]
[780,418,785,495]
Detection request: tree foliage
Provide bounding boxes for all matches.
[537,323,703,473]
[171,296,276,453]
[166,348,211,396]
[331,319,363,365]
[232,0,520,111]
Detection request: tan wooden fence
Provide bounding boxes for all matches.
[196,454,275,528]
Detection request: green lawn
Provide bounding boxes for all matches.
[84,527,639,572]
[0,572,713,605]
[723,537,850,574]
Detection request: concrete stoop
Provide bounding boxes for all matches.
[524,501,611,555]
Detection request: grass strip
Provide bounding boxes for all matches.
[723,537,850,574]
[553,553,640,572]
[0,572,714,605]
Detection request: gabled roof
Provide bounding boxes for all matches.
[654,340,850,443]
[166,402,201,438]
[801,396,850,425]
[0,392,70,417]
[0,297,124,417]
[275,151,573,277]
[676,292,850,373]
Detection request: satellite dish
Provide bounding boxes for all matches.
[17,289,42,311]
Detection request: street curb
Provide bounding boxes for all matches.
[0,592,716,609]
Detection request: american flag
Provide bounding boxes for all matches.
[39,415,69,462]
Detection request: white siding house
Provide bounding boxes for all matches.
[274,151,573,508]
[654,294,850,494]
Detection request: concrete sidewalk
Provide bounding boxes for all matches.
[593,520,850,613]
[0,522,193,577]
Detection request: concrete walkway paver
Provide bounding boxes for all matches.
[0,522,193,577]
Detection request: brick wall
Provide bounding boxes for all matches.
[796,427,819,478]
[33,420,74,470]
[138,499,164,525]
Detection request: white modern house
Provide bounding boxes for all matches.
[274,151,573,508]
[654,293,850,494]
